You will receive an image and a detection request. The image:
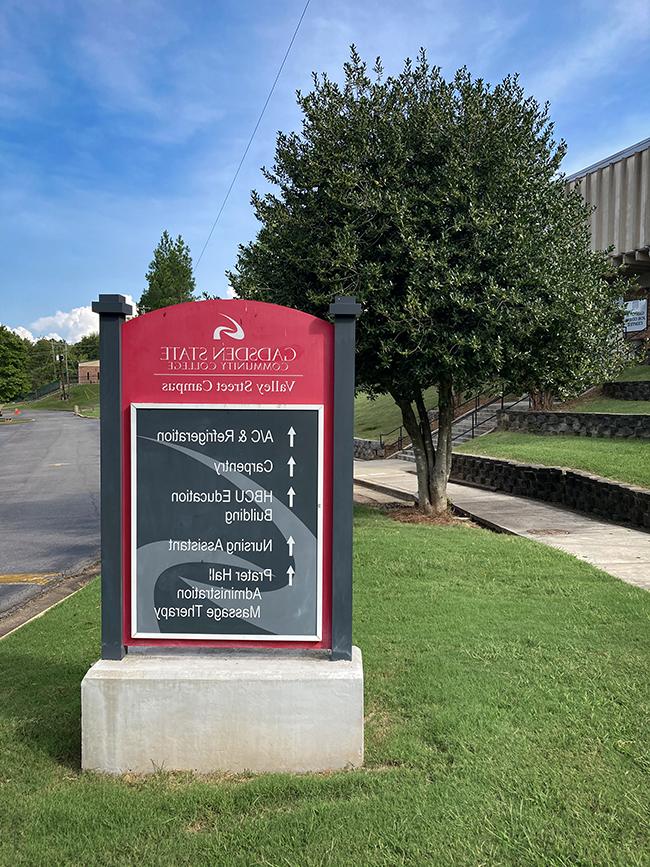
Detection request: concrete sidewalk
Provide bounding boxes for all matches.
[354,459,650,591]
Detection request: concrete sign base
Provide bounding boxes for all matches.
[81,648,364,774]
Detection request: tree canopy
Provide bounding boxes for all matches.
[138,231,196,315]
[70,332,100,364]
[229,48,628,513]
[0,326,30,403]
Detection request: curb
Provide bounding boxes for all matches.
[448,501,514,535]
[354,477,417,503]
[0,564,99,640]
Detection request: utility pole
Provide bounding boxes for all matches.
[50,340,70,399]
[56,352,68,400]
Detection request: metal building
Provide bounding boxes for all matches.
[566,137,650,283]
[566,136,650,340]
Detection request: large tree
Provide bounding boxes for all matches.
[229,49,627,514]
[138,231,196,314]
[70,332,100,364]
[0,326,30,403]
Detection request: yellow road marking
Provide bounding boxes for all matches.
[0,573,53,585]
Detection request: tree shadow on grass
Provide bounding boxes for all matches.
[0,650,90,770]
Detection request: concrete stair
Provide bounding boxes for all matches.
[395,397,526,463]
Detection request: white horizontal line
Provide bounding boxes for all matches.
[153,373,304,378]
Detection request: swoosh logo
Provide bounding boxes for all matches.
[213,314,244,340]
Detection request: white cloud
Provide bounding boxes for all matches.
[7,324,35,342]
[31,305,98,343]
[26,294,135,344]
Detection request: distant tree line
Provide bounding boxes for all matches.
[0,328,100,403]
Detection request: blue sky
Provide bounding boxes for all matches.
[1,0,649,341]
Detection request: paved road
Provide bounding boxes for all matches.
[0,411,100,616]
[355,459,650,591]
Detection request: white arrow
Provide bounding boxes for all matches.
[287,565,295,587]
[287,486,295,508]
[287,426,296,447]
[287,535,295,557]
[287,456,296,477]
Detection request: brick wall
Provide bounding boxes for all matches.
[450,453,650,530]
[78,363,100,384]
[353,438,385,460]
[498,409,650,439]
[602,381,650,401]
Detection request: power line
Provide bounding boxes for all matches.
[195,0,311,269]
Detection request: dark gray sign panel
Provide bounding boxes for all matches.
[131,404,322,640]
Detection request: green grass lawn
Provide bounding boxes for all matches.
[1,507,648,866]
[355,387,437,440]
[11,383,100,416]
[615,364,650,382]
[561,396,650,414]
[457,431,650,488]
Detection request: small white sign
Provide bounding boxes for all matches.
[624,299,648,333]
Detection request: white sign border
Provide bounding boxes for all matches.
[624,298,648,333]
[130,402,324,642]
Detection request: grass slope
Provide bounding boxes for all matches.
[615,364,650,382]
[457,431,650,489]
[1,508,648,866]
[559,396,650,414]
[355,387,437,440]
[14,383,100,416]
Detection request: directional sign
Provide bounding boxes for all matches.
[131,404,322,641]
[624,299,647,333]
[118,298,336,652]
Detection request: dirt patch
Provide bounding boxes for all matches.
[375,502,477,528]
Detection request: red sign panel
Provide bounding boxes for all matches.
[121,300,334,650]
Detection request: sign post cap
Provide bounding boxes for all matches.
[329,296,361,318]
[92,294,133,316]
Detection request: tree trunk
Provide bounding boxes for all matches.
[431,376,453,514]
[393,389,435,514]
[414,390,436,503]
[530,389,554,410]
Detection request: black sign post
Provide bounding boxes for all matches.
[92,294,132,660]
[330,296,362,661]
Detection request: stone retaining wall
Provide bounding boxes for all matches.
[602,380,650,401]
[450,453,650,530]
[498,409,650,438]
[354,437,385,460]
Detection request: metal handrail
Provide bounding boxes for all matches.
[378,389,520,455]
[379,423,407,450]
[451,392,531,444]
